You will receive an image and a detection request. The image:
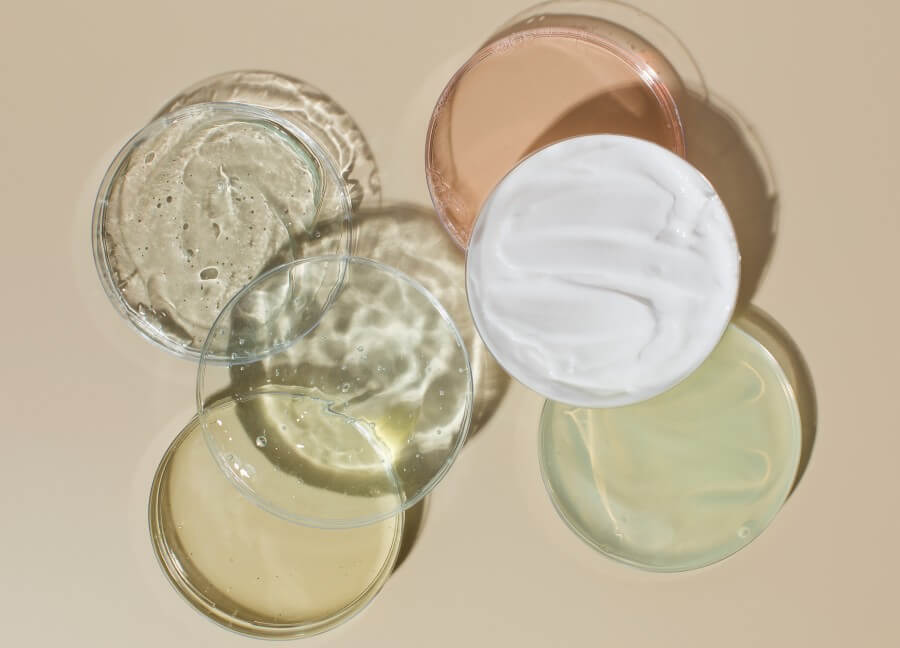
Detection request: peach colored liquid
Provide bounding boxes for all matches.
[426,20,683,248]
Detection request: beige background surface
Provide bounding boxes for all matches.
[1,0,898,645]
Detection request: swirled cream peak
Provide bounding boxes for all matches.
[466,135,739,407]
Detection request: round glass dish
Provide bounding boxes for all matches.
[538,322,802,572]
[149,412,402,639]
[93,102,352,361]
[465,135,739,408]
[197,256,474,528]
[426,0,700,248]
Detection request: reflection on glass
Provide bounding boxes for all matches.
[198,256,474,528]
[93,103,351,360]
[427,4,695,247]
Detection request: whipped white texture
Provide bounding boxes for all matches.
[466,135,739,407]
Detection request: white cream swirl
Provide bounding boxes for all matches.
[466,135,739,406]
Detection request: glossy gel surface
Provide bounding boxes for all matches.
[198,256,473,528]
[539,324,801,571]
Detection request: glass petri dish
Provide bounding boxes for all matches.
[351,203,511,436]
[197,256,474,528]
[425,2,696,248]
[93,102,351,361]
[149,412,402,639]
[466,135,739,408]
[155,70,382,211]
[538,322,802,572]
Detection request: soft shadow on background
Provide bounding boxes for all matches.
[353,202,511,440]
[394,499,427,571]
[680,91,817,491]
[736,306,817,496]
[525,80,683,157]
[680,91,779,314]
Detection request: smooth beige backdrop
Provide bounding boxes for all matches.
[1,1,897,645]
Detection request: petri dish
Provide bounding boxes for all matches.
[149,412,401,639]
[426,6,691,248]
[466,135,739,408]
[155,70,382,210]
[93,102,351,361]
[197,256,474,528]
[538,322,802,572]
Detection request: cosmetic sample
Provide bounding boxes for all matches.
[93,103,351,359]
[539,323,801,571]
[467,135,739,407]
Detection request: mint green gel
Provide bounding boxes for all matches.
[539,324,802,571]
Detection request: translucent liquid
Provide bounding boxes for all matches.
[149,410,401,638]
[100,105,350,358]
[198,256,473,528]
[427,21,682,247]
[202,392,407,526]
[539,325,801,571]
[157,70,383,210]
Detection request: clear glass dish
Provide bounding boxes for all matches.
[92,102,351,361]
[465,134,739,408]
[149,413,402,638]
[426,0,704,248]
[197,255,474,528]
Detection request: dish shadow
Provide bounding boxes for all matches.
[352,201,511,441]
[394,498,427,572]
[524,79,685,159]
[525,87,779,315]
[679,91,779,314]
[735,305,817,496]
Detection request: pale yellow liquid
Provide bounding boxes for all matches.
[201,389,455,526]
[149,411,401,638]
[539,325,801,571]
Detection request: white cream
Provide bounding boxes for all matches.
[466,135,739,407]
